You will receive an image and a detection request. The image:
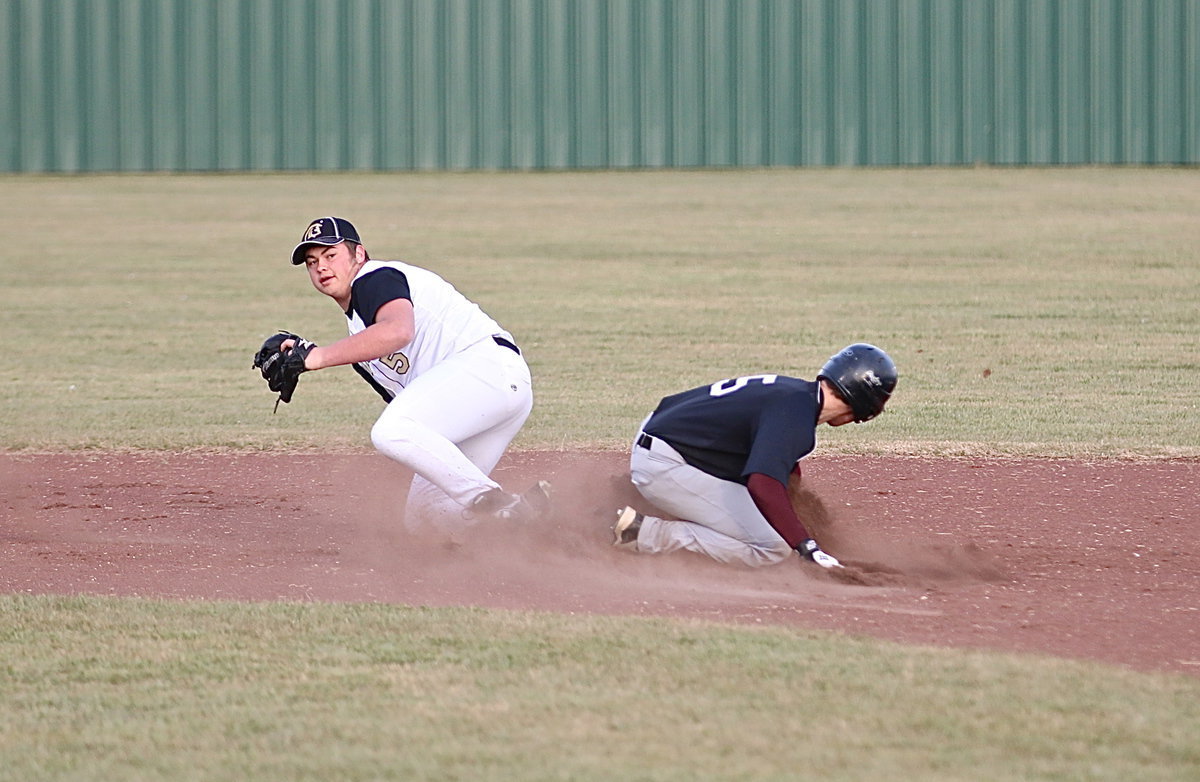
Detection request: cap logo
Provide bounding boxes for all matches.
[305,221,325,239]
[862,370,882,387]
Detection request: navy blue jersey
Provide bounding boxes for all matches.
[644,374,822,485]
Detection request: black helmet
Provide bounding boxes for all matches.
[817,343,898,422]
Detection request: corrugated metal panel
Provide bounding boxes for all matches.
[2,0,1197,172]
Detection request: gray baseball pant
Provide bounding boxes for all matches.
[628,430,793,567]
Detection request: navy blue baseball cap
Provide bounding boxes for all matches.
[291,216,362,265]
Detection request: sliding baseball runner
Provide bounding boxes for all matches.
[614,344,897,569]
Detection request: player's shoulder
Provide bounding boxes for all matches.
[362,258,451,285]
[357,259,428,286]
[748,375,818,409]
[723,374,811,393]
[358,259,409,277]
[775,374,813,389]
[772,375,818,396]
[349,262,413,311]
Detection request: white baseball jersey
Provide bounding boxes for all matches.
[345,260,507,400]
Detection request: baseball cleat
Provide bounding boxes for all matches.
[613,506,643,549]
[474,480,552,523]
[514,480,552,521]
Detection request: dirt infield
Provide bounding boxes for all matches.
[3,451,1197,676]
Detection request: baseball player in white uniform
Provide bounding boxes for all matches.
[269,216,549,531]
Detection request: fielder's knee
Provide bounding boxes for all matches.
[370,415,419,456]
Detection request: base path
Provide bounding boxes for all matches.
[2,451,1197,676]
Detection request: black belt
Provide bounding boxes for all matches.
[492,335,520,355]
[636,432,655,450]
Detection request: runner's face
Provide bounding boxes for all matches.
[827,409,858,427]
[818,379,859,427]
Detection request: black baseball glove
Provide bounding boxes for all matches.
[252,332,316,410]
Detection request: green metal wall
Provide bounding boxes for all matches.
[2,0,1197,172]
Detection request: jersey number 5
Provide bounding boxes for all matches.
[379,351,411,374]
[709,374,778,397]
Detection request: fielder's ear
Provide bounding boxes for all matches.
[351,241,366,261]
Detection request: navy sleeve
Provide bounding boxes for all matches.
[349,267,411,327]
[742,400,817,484]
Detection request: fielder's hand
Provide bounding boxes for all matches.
[252,331,316,410]
[797,538,843,569]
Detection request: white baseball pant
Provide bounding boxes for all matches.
[370,337,533,531]
[629,430,793,567]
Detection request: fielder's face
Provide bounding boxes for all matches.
[303,241,364,307]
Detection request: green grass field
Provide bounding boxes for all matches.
[1,595,1197,782]
[3,168,1198,455]
[2,169,1199,780]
